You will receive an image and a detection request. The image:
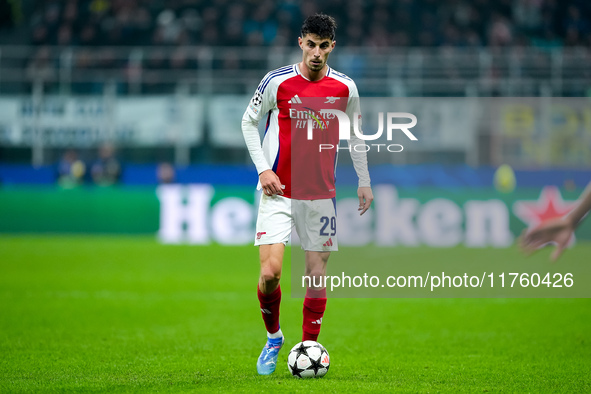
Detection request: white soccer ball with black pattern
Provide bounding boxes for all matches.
[287,341,330,378]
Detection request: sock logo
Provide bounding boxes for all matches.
[261,308,272,314]
[311,318,323,325]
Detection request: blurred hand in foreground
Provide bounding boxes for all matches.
[520,182,591,261]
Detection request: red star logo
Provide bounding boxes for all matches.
[513,186,577,229]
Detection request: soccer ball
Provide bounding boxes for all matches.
[287,340,330,378]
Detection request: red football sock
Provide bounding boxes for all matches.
[257,285,281,334]
[302,287,327,341]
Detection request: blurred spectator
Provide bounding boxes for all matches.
[390,31,410,47]
[18,0,591,48]
[180,9,202,42]
[132,6,153,44]
[222,52,241,70]
[79,25,98,46]
[42,1,61,33]
[26,47,56,89]
[441,24,462,47]
[56,24,74,46]
[62,1,78,25]
[564,27,581,46]
[153,9,186,45]
[564,5,589,38]
[72,49,102,94]
[31,24,50,45]
[97,48,124,92]
[58,149,86,187]
[465,29,483,47]
[143,49,168,93]
[89,0,110,16]
[417,12,439,47]
[513,0,543,34]
[91,143,121,186]
[243,2,278,45]
[224,3,245,46]
[366,25,390,48]
[169,48,191,69]
[157,162,176,184]
[489,14,514,46]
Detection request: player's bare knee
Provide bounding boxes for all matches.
[305,267,326,281]
[260,265,281,284]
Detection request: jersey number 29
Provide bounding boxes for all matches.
[320,216,336,236]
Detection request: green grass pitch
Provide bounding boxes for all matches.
[0,235,590,392]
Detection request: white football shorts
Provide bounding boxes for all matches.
[254,194,338,252]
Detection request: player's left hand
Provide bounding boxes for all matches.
[357,187,374,216]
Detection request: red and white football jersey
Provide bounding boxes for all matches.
[243,63,361,200]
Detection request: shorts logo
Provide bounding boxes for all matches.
[323,238,333,247]
[256,232,267,240]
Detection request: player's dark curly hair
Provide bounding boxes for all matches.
[300,13,337,41]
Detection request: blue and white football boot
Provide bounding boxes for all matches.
[256,335,284,375]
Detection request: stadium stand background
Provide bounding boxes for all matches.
[6,0,591,48]
[0,0,590,186]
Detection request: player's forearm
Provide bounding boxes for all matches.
[241,117,271,175]
[346,88,370,187]
[567,181,591,228]
[348,134,371,187]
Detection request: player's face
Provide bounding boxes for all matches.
[298,34,335,73]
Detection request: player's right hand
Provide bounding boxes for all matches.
[519,217,574,261]
[259,170,284,196]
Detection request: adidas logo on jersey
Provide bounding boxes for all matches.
[288,95,302,104]
[323,238,333,247]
